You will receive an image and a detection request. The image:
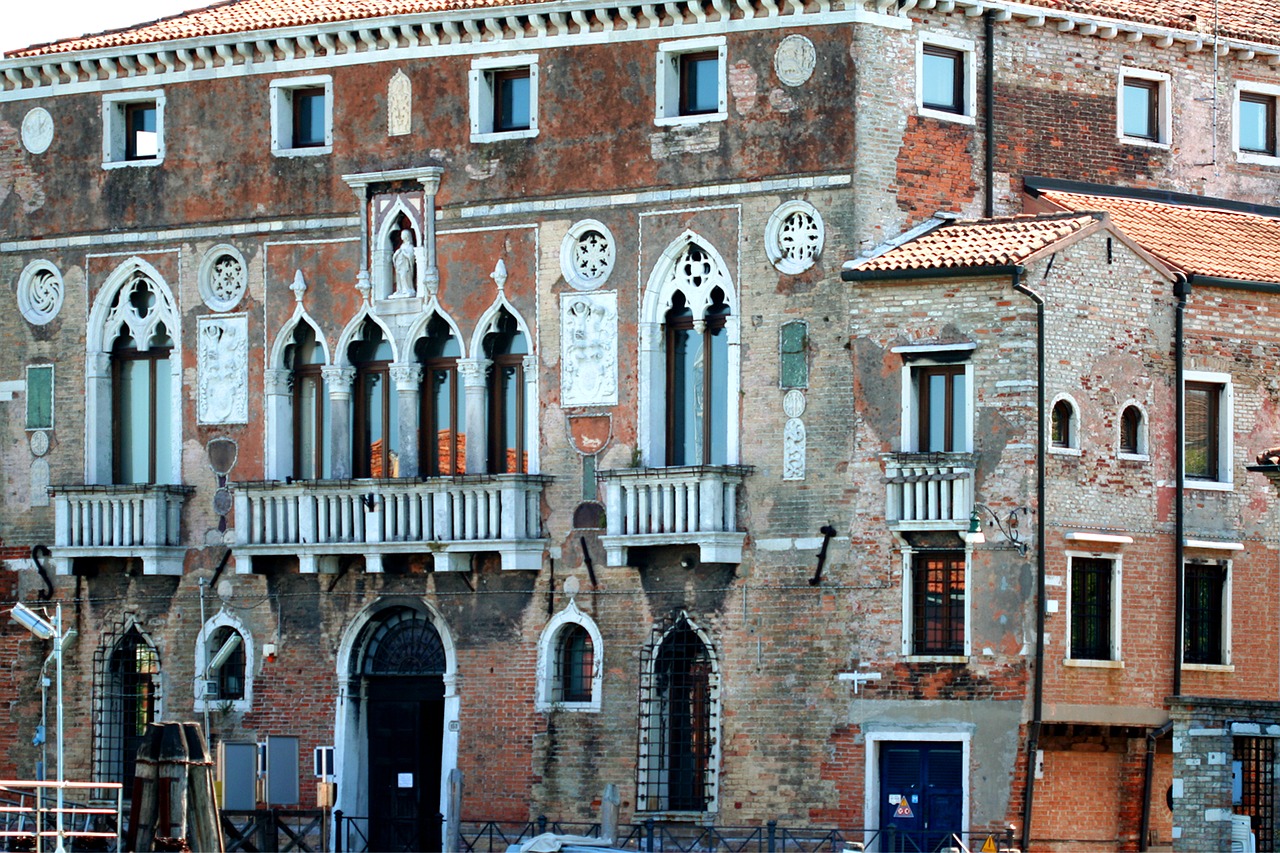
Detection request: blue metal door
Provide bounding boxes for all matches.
[878,741,963,852]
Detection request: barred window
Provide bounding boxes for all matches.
[555,625,594,703]
[1184,560,1227,665]
[912,552,965,656]
[1070,557,1113,660]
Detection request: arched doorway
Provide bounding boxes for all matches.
[353,606,446,852]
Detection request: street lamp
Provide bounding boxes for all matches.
[12,602,69,853]
[964,503,1033,556]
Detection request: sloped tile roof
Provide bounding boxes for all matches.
[9,0,1280,58]
[848,212,1100,274]
[1039,189,1280,283]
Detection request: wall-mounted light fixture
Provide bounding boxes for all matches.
[964,503,1033,556]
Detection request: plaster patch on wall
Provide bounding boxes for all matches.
[650,124,721,158]
[197,315,249,424]
[0,122,47,213]
[466,159,500,180]
[769,88,797,113]
[729,61,758,115]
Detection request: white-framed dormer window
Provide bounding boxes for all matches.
[1118,67,1171,147]
[1234,81,1280,163]
[1065,551,1122,665]
[655,37,727,127]
[1118,401,1148,460]
[1049,394,1081,456]
[470,55,540,142]
[902,547,970,662]
[194,612,253,713]
[896,346,976,454]
[103,90,165,168]
[916,33,975,125]
[271,75,333,156]
[535,601,603,713]
[1183,370,1233,490]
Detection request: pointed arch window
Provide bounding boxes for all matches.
[350,321,399,478]
[287,322,330,479]
[639,617,719,813]
[99,627,161,785]
[112,322,173,485]
[417,316,465,476]
[484,310,529,474]
[666,285,730,466]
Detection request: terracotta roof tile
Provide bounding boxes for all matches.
[848,212,1100,274]
[9,0,1280,58]
[1039,189,1280,283]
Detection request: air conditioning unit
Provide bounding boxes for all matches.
[203,680,220,699]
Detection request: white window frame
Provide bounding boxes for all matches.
[655,36,728,127]
[1063,551,1123,666]
[900,547,972,662]
[1117,400,1149,461]
[1117,67,1171,148]
[899,354,975,454]
[863,732,971,845]
[102,89,165,169]
[1048,393,1082,456]
[194,611,254,713]
[915,32,976,125]
[469,54,540,142]
[270,75,333,157]
[535,601,603,713]
[1182,370,1233,491]
[1233,80,1280,164]
[1181,557,1234,671]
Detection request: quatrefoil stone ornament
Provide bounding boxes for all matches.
[561,220,616,291]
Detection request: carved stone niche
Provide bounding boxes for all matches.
[371,192,428,303]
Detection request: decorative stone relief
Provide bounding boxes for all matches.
[198,245,248,311]
[561,292,618,407]
[197,316,249,424]
[29,430,49,457]
[765,200,824,275]
[30,458,50,508]
[17,261,64,326]
[774,35,816,87]
[21,108,54,154]
[388,70,412,137]
[560,220,616,291]
[783,390,806,481]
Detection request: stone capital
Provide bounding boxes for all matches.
[322,365,357,395]
[457,358,491,387]
[390,362,424,391]
[264,368,292,396]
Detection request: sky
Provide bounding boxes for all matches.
[3,1,203,55]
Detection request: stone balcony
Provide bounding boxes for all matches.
[883,452,975,530]
[232,474,550,573]
[597,464,753,567]
[50,484,195,576]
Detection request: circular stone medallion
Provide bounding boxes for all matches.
[29,430,50,457]
[783,389,807,419]
[21,108,53,155]
[774,35,816,87]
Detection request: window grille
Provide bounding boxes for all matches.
[1070,557,1112,660]
[912,552,965,655]
[1234,736,1276,852]
[93,624,161,786]
[637,616,718,812]
[554,625,593,703]
[361,607,446,676]
[1184,561,1226,665]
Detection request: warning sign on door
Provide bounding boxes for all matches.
[980,836,998,853]
[894,797,914,818]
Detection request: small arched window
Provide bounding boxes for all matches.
[99,627,161,785]
[349,321,398,478]
[205,626,246,701]
[417,316,465,476]
[484,310,529,474]
[666,287,730,466]
[1051,399,1077,450]
[286,321,329,479]
[556,624,594,703]
[1120,405,1144,456]
[535,603,602,712]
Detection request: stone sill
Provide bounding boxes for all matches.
[1063,658,1124,669]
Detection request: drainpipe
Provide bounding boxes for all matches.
[1139,719,1174,851]
[1012,270,1046,852]
[1174,276,1189,697]
[984,11,996,218]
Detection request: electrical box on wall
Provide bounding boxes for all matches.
[218,741,258,811]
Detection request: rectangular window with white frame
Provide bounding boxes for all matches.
[1118,67,1171,147]
[1183,371,1233,489]
[899,353,974,454]
[470,55,539,142]
[271,75,333,156]
[655,37,727,126]
[1235,81,1280,162]
[103,90,165,168]
[903,549,970,660]
[916,33,975,124]
[1066,552,1121,664]
[1183,559,1231,668]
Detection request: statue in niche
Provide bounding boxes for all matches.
[392,227,417,297]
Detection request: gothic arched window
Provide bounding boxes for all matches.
[417,316,464,476]
[349,321,398,478]
[287,321,329,479]
[483,310,529,474]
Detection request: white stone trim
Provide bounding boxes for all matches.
[534,601,603,713]
[863,730,971,848]
[1117,66,1172,148]
[101,88,165,168]
[899,358,974,453]
[16,259,64,326]
[1182,369,1233,490]
[1117,399,1149,460]
[655,36,727,127]
[469,53,539,141]
[1064,532,1134,545]
[1183,539,1244,552]
[764,200,824,275]
[2,220,358,253]
[560,219,616,291]
[1048,392,1081,456]
[916,31,976,125]
[197,244,248,312]
[1063,550,1123,663]
[270,74,333,156]
[194,610,254,713]
[1233,80,1280,164]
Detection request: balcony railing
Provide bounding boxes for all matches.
[597,465,753,567]
[883,453,974,529]
[50,484,195,576]
[232,475,550,573]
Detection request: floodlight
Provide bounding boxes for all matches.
[11,603,56,641]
